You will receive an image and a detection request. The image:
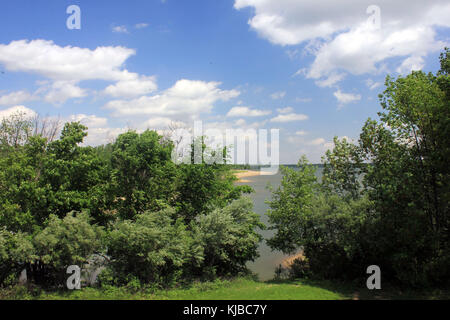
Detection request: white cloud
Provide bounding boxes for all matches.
[135,23,149,29]
[306,24,443,82]
[276,107,293,114]
[68,114,108,128]
[0,91,36,106]
[105,79,240,119]
[112,25,129,33]
[227,106,271,117]
[309,138,325,146]
[295,130,307,136]
[143,117,186,129]
[270,91,286,100]
[365,79,382,91]
[67,113,126,146]
[0,40,136,82]
[43,81,88,105]
[104,75,158,98]
[315,73,346,88]
[235,0,450,85]
[396,56,425,74]
[333,89,361,107]
[0,39,160,105]
[0,105,37,120]
[270,113,308,123]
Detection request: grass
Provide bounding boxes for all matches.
[1,277,449,300]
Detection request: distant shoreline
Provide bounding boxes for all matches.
[233,170,261,183]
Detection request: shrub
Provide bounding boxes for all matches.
[192,197,264,278]
[32,211,104,287]
[106,207,201,287]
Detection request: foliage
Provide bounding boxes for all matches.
[0,229,34,285]
[173,137,253,223]
[109,130,178,220]
[191,197,264,278]
[267,158,374,280]
[31,212,104,286]
[267,48,450,287]
[105,207,201,287]
[0,110,260,288]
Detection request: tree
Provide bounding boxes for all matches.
[109,130,178,220]
[357,49,450,285]
[266,157,374,280]
[267,49,450,286]
[174,137,253,223]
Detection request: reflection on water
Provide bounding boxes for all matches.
[237,166,323,281]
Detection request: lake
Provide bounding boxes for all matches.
[236,165,324,281]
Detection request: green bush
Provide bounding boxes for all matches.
[31,211,104,287]
[105,207,202,287]
[0,229,34,286]
[192,197,264,278]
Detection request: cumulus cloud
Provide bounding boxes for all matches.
[333,89,361,107]
[67,113,127,146]
[103,75,158,98]
[270,113,308,123]
[0,40,136,82]
[396,56,425,74]
[105,79,240,119]
[0,39,162,103]
[0,90,36,106]
[235,0,450,85]
[227,106,271,117]
[143,117,186,129]
[43,81,88,105]
[0,105,37,119]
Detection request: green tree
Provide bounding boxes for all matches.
[357,49,450,285]
[174,137,253,223]
[108,130,178,220]
[267,49,450,286]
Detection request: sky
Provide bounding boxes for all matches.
[0,0,448,164]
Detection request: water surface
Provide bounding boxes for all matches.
[237,166,323,281]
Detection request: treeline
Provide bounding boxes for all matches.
[267,49,450,287]
[0,116,263,289]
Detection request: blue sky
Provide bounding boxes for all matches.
[0,0,448,163]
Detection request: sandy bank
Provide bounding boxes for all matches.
[233,170,261,183]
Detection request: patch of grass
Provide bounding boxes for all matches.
[1,278,448,300]
[154,278,345,300]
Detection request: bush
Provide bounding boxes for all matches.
[288,258,310,280]
[105,207,202,287]
[0,229,34,286]
[192,197,264,278]
[31,211,104,287]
